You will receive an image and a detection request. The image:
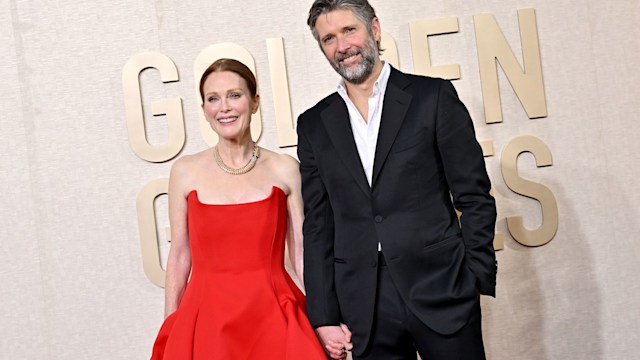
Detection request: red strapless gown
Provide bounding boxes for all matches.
[151,186,326,359]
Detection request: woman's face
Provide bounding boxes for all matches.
[201,70,259,141]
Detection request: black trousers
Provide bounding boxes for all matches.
[354,253,486,360]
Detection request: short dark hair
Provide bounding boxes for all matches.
[199,58,257,101]
[307,0,382,53]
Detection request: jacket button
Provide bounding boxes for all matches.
[374,215,383,223]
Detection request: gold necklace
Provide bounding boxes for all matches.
[213,142,260,175]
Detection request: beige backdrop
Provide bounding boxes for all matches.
[2,0,639,359]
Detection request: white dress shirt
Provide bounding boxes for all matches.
[337,62,391,251]
[336,62,391,186]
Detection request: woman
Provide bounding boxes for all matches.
[150,59,348,359]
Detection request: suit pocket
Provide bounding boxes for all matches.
[421,233,461,253]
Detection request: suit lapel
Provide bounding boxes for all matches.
[321,96,371,197]
[371,68,412,187]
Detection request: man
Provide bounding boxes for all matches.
[297,1,497,359]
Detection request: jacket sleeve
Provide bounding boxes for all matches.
[296,114,342,326]
[435,80,497,296]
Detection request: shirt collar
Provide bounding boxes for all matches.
[337,61,391,97]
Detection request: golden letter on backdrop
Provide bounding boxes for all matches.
[123,52,185,162]
[491,189,505,251]
[267,38,297,148]
[501,136,558,246]
[409,17,461,80]
[380,31,400,69]
[480,140,504,251]
[194,43,262,146]
[136,178,169,287]
[480,140,494,157]
[474,9,547,124]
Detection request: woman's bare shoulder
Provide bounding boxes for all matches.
[172,149,211,170]
[261,148,298,166]
[169,150,213,193]
[258,148,300,195]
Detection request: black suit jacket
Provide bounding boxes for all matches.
[297,67,496,355]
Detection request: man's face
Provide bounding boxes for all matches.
[314,8,380,84]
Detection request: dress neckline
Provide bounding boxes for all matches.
[189,186,284,206]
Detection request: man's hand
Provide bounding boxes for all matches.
[315,324,353,359]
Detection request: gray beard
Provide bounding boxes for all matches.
[330,40,377,84]
[334,55,375,84]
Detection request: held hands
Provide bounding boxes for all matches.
[315,324,353,359]
[316,324,353,359]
